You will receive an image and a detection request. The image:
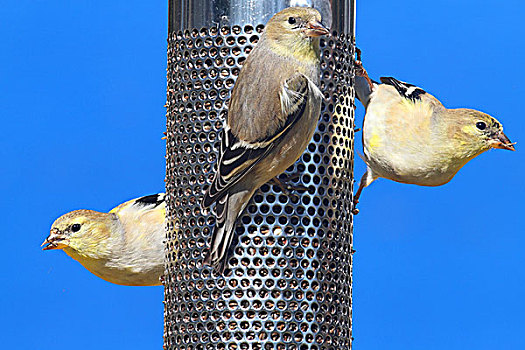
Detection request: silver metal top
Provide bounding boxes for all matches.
[169,0,353,34]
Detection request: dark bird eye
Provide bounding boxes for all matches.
[476,121,487,130]
[71,223,81,232]
[288,17,296,24]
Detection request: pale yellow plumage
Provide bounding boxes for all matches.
[42,194,166,286]
[353,68,514,211]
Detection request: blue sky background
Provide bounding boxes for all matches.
[1,1,523,349]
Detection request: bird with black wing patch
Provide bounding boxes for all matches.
[352,58,515,213]
[42,194,166,286]
[201,7,329,272]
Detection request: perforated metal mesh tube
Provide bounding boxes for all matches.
[164,1,355,348]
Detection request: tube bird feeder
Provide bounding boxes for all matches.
[164,0,356,348]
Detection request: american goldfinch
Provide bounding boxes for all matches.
[42,194,166,286]
[201,7,329,271]
[353,60,515,212]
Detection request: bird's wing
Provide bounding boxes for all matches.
[110,193,165,214]
[110,194,166,250]
[380,77,427,101]
[202,74,316,208]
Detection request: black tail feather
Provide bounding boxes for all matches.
[203,194,234,273]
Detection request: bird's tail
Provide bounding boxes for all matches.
[204,190,251,273]
[355,75,375,108]
[354,48,376,108]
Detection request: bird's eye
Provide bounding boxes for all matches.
[288,17,296,25]
[71,224,81,232]
[476,121,487,130]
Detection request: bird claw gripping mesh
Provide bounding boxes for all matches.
[165,22,356,349]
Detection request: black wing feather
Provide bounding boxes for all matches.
[134,193,165,208]
[202,129,274,208]
[380,76,426,101]
[202,80,310,208]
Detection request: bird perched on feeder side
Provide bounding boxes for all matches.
[352,55,515,213]
[201,7,329,271]
[42,193,166,286]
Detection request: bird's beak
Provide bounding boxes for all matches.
[491,131,515,151]
[305,20,329,37]
[41,228,68,251]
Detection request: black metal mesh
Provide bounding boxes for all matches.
[164,24,355,349]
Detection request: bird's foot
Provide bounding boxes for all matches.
[270,174,308,196]
[356,47,363,61]
[280,173,309,192]
[354,48,374,90]
[351,199,360,215]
